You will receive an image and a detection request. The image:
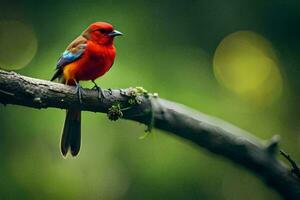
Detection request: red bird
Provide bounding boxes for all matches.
[51,22,122,156]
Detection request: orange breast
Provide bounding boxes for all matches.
[63,41,116,85]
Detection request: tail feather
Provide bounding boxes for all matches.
[61,109,81,157]
[50,68,62,81]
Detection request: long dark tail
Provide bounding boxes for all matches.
[61,109,81,157]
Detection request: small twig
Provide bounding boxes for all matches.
[280,150,300,181]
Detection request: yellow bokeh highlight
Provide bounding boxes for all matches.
[0,20,38,70]
[213,31,283,106]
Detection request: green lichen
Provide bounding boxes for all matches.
[126,87,149,105]
[108,87,158,138]
[152,93,159,98]
[128,98,136,105]
[107,103,123,121]
[126,86,159,106]
[135,96,143,104]
[127,87,157,135]
[135,86,148,94]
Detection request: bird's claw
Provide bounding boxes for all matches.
[92,81,105,99]
[75,83,84,104]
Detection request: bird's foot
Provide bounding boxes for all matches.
[92,80,105,99]
[75,82,84,104]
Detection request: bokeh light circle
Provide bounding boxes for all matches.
[213,31,283,106]
[0,20,38,70]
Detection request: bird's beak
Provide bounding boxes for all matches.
[108,30,123,37]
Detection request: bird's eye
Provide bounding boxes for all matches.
[98,28,107,34]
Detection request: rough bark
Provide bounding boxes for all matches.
[0,70,299,199]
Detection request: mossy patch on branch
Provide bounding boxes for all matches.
[125,86,158,106]
[107,103,123,121]
[107,87,158,136]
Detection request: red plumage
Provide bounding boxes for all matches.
[69,39,116,81]
[54,22,121,85]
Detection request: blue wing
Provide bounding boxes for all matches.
[56,44,86,69]
[51,41,87,81]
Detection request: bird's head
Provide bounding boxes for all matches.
[83,22,123,45]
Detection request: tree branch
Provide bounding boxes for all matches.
[0,69,299,199]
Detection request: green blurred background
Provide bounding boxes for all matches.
[0,0,299,199]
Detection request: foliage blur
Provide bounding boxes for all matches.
[0,0,299,199]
